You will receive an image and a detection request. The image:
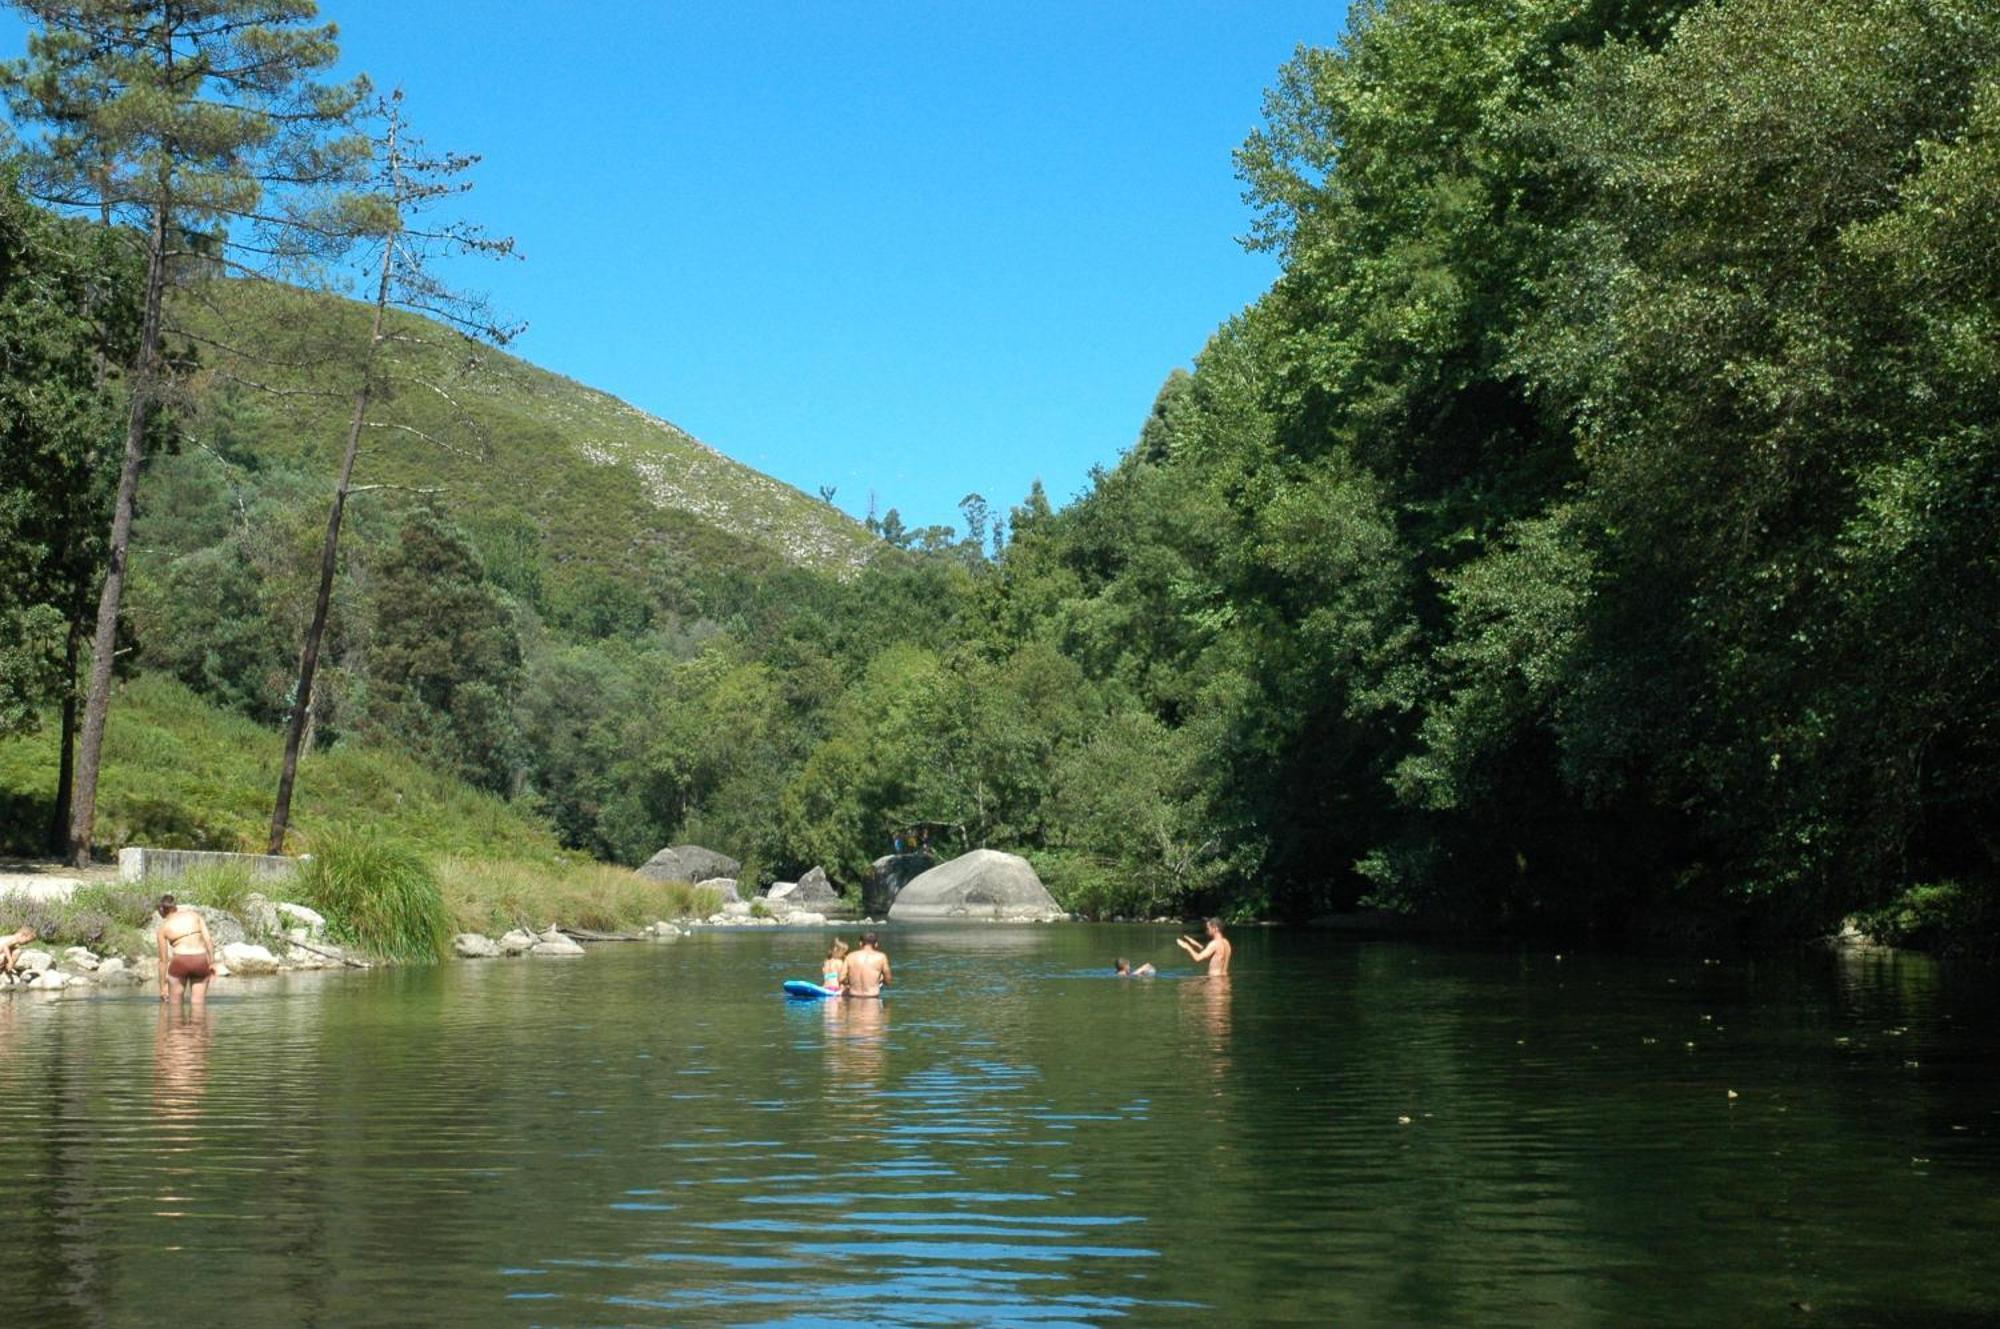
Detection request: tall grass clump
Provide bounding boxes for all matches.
[168,863,259,917]
[437,856,719,935]
[297,834,453,962]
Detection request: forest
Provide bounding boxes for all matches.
[2,0,1995,944]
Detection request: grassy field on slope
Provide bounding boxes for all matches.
[0,674,565,862]
[181,281,877,586]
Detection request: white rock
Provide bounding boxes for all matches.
[15,949,53,974]
[241,891,283,935]
[96,956,128,979]
[453,933,502,959]
[62,947,101,971]
[786,911,829,927]
[31,969,72,990]
[498,929,536,955]
[220,942,281,976]
[721,900,752,919]
[529,934,585,957]
[275,902,325,937]
[284,947,330,970]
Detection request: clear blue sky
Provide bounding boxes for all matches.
[5,2,1347,532]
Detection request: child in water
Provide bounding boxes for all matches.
[1113,957,1156,978]
[822,939,850,994]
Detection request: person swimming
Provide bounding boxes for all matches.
[1113,957,1156,977]
[155,895,217,1005]
[822,939,850,993]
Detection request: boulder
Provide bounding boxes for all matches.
[530,934,585,958]
[144,906,247,948]
[647,921,684,939]
[15,949,53,974]
[285,947,332,970]
[865,852,935,916]
[242,891,283,936]
[498,929,537,955]
[771,866,840,908]
[695,877,742,904]
[30,968,72,990]
[453,933,502,959]
[62,947,101,972]
[220,942,281,976]
[96,956,129,980]
[720,900,752,919]
[276,902,326,938]
[888,850,1066,923]
[784,911,829,927]
[636,845,740,884]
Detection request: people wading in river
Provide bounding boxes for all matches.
[1177,918,1232,976]
[155,895,217,1006]
[845,932,892,997]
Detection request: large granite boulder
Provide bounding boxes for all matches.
[453,933,501,959]
[768,866,839,909]
[888,850,1065,923]
[636,845,740,884]
[865,853,935,917]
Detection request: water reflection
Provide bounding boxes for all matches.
[0,930,1994,1328]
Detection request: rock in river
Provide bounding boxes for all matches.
[636,845,740,885]
[220,942,281,976]
[888,850,1066,923]
[453,933,501,959]
[865,852,934,917]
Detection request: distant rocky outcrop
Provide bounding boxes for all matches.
[636,845,740,884]
[865,853,935,917]
[887,850,1065,923]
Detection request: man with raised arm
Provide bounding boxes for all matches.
[1177,918,1232,976]
[846,931,893,997]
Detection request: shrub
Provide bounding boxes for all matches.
[297,833,453,962]
[436,856,718,935]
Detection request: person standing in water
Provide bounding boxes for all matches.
[155,895,217,1005]
[845,932,892,997]
[822,939,850,993]
[1177,918,1232,976]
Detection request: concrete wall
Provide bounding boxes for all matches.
[118,847,301,885]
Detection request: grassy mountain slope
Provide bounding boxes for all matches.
[182,281,876,585]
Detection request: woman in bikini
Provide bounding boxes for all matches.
[155,894,217,1005]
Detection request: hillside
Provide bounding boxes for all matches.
[0,675,566,861]
[180,281,878,583]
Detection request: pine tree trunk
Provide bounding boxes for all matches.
[68,204,169,868]
[48,616,82,854]
[267,213,395,855]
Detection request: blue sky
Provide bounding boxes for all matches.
[4,2,1346,532]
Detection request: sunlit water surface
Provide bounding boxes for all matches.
[0,927,1995,1326]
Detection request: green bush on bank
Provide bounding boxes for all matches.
[296,834,454,963]
[1856,884,1999,958]
[437,856,718,936]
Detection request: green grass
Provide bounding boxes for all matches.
[0,674,569,861]
[437,856,719,936]
[295,833,454,963]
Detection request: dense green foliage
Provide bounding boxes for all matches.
[295,832,453,963]
[4,0,1994,944]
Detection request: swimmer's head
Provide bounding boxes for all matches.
[1113,958,1131,974]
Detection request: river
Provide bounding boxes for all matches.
[0,926,1993,1326]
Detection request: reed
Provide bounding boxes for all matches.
[296,833,454,963]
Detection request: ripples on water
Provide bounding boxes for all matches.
[0,928,1995,1327]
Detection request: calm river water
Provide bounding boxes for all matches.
[0,926,1994,1326]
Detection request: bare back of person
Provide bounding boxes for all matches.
[846,933,892,997]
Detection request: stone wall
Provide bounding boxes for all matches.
[118,847,302,885]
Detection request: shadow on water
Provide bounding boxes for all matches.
[0,927,1993,1327]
